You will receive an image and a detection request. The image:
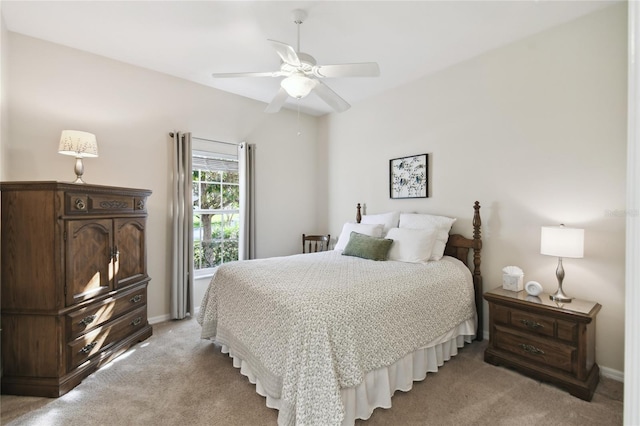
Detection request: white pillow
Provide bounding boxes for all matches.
[398,213,457,261]
[386,228,438,263]
[360,211,400,235]
[334,223,384,251]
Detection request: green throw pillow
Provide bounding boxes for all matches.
[342,231,393,261]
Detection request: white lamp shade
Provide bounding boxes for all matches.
[280,74,316,99]
[540,225,584,258]
[58,130,98,158]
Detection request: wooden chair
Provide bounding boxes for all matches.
[302,234,331,253]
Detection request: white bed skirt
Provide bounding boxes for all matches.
[219,318,476,425]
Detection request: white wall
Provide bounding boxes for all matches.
[321,4,627,374]
[4,33,319,320]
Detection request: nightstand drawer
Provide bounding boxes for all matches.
[493,303,579,343]
[508,308,555,337]
[494,324,576,374]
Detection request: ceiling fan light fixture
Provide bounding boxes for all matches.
[281,74,316,99]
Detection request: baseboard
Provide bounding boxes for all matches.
[600,366,624,382]
[148,307,200,325]
[149,314,171,324]
[482,329,624,382]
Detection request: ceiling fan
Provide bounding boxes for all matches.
[212,9,380,113]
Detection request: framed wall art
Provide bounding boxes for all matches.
[389,153,428,199]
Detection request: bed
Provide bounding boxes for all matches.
[197,202,483,425]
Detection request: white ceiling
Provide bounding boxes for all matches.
[2,0,619,116]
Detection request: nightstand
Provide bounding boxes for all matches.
[484,288,601,401]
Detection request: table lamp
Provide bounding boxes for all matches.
[58,130,98,183]
[540,224,584,303]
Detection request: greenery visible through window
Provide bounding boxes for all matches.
[192,157,239,273]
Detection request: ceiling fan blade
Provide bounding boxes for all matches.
[212,71,284,78]
[265,87,289,113]
[313,62,380,78]
[313,81,350,113]
[268,39,301,67]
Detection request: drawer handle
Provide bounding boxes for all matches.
[79,314,97,327]
[75,198,86,211]
[131,317,142,326]
[130,295,143,303]
[519,343,545,355]
[136,199,145,210]
[520,319,544,329]
[80,342,97,354]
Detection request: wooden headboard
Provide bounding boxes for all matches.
[356,202,483,341]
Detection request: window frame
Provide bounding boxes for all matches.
[191,150,239,279]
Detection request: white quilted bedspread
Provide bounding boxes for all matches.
[197,250,475,426]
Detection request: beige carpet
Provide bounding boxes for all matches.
[1,317,623,425]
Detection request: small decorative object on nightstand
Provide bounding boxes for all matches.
[484,287,601,401]
[502,266,524,291]
[525,280,543,296]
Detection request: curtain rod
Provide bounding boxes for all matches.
[169,132,240,147]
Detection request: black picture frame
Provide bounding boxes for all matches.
[389,153,429,199]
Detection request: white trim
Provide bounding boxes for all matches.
[149,313,172,324]
[601,366,625,383]
[626,2,640,424]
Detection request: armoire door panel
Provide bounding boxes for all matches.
[114,217,147,289]
[66,219,113,306]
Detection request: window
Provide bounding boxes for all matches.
[192,150,239,276]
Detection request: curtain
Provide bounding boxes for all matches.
[170,132,194,319]
[238,142,256,260]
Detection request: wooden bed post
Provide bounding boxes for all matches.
[356,203,362,223]
[472,201,483,341]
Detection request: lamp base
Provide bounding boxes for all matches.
[72,157,86,184]
[549,283,573,303]
[550,257,572,303]
[549,293,573,303]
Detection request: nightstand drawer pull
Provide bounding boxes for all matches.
[79,314,97,327]
[519,343,545,355]
[131,317,142,326]
[520,319,544,329]
[80,342,97,354]
[130,294,143,303]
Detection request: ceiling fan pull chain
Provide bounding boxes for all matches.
[297,103,302,136]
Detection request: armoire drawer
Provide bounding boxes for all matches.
[66,285,147,339]
[65,192,147,215]
[67,306,147,370]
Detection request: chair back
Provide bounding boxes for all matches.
[302,234,331,253]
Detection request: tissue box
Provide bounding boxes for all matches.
[503,273,524,292]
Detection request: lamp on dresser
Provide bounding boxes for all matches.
[58,130,99,183]
[540,224,584,303]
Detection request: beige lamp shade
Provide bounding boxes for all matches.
[58,130,98,158]
[540,225,584,258]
